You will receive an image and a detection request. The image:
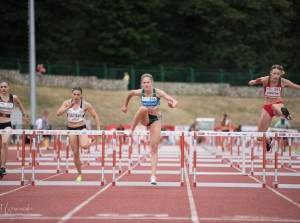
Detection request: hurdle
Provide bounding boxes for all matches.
[114,131,185,187]
[271,133,300,189]
[1,129,300,188]
[192,132,271,188]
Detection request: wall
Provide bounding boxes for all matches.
[1,69,300,97]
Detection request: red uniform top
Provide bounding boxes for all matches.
[264,76,282,99]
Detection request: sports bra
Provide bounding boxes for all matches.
[141,88,160,109]
[0,94,14,118]
[264,76,282,99]
[67,99,85,122]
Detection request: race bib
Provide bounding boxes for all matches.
[265,87,281,98]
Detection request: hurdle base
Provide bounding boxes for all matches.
[118,169,122,174]
[273,181,278,188]
[33,180,102,186]
[195,182,263,188]
[115,181,182,187]
[66,169,69,173]
[21,180,28,186]
[101,180,107,186]
[57,169,62,173]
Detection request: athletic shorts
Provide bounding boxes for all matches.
[263,101,283,117]
[67,125,87,130]
[147,114,162,126]
[0,122,12,129]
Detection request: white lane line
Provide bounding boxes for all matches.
[58,161,140,223]
[184,163,199,223]
[231,164,300,209]
[0,165,87,197]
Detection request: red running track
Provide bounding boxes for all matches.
[0,144,300,223]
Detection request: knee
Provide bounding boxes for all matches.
[81,144,89,150]
[2,142,8,147]
[138,106,148,114]
[151,144,159,153]
[257,137,263,142]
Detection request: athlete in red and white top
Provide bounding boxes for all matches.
[249,65,300,151]
[0,80,29,180]
[57,87,100,181]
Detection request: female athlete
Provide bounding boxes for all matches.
[122,73,178,184]
[57,87,100,181]
[0,80,29,180]
[249,65,300,151]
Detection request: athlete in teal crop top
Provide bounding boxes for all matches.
[122,73,178,184]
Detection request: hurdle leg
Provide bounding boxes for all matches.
[273,134,278,188]
[101,132,107,186]
[21,131,28,186]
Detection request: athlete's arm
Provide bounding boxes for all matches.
[281,78,300,90]
[57,100,73,116]
[13,95,29,123]
[122,89,142,113]
[85,102,100,130]
[249,77,264,85]
[156,89,178,108]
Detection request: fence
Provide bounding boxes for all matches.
[1,60,299,89]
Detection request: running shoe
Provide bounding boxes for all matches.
[76,175,82,182]
[88,135,95,143]
[1,167,6,175]
[281,107,292,120]
[0,171,3,180]
[266,137,273,152]
[150,175,157,185]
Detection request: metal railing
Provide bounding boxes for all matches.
[1,60,299,89]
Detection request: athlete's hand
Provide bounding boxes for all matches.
[168,100,178,108]
[23,115,29,124]
[122,105,128,113]
[68,102,75,108]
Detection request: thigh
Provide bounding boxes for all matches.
[150,120,161,145]
[69,135,79,152]
[257,109,273,132]
[140,111,150,126]
[78,128,89,146]
[272,103,284,117]
[1,127,12,143]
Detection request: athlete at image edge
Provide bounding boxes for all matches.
[56,87,100,181]
[248,65,300,151]
[0,80,29,180]
[122,73,178,184]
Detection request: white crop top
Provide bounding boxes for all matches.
[67,99,85,123]
[0,94,14,117]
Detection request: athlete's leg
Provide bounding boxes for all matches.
[149,120,161,178]
[0,127,11,170]
[272,103,284,117]
[272,103,291,120]
[257,109,273,143]
[130,106,149,132]
[69,135,82,175]
[0,134,10,167]
[79,129,93,150]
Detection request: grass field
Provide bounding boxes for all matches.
[12,83,300,130]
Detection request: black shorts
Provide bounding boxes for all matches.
[0,122,12,129]
[67,125,87,130]
[147,114,162,126]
